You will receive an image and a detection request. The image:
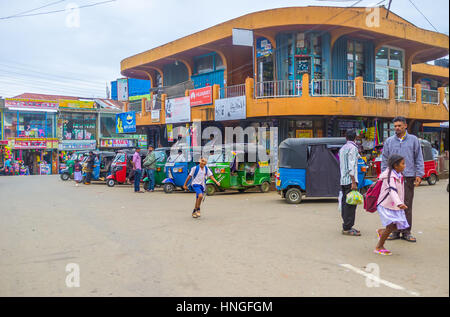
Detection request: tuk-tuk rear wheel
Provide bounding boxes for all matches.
[259,181,271,193]
[60,173,70,181]
[164,183,175,194]
[106,179,115,187]
[206,184,216,196]
[427,174,437,185]
[285,188,302,204]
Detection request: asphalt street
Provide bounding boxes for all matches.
[0,175,448,297]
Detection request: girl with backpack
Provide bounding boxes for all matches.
[374,154,409,256]
[183,157,220,219]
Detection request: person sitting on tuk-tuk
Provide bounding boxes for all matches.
[173,149,186,162]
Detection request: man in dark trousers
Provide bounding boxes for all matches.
[339,129,361,236]
[381,116,424,242]
[84,151,95,185]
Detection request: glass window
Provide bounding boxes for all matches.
[61,112,96,140]
[215,54,225,70]
[100,113,121,138]
[347,40,366,80]
[195,54,214,74]
[389,49,403,68]
[376,47,388,66]
[46,114,55,138]
[3,111,17,139]
[18,113,46,138]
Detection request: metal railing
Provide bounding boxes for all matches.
[311,79,355,97]
[218,84,246,99]
[255,80,302,98]
[363,82,389,99]
[395,86,416,102]
[421,89,439,105]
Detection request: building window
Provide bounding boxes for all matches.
[347,40,365,80]
[376,46,405,87]
[3,112,17,139]
[18,112,46,138]
[195,54,214,75]
[61,112,96,140]
[100,113,121,138]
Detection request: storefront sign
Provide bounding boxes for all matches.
[116,111,136,133]
[296,129,313,138]
[5,98,58,112]
[58,140,97,151]
[190,86,212,106]
[0,140,8,145]
[151,110,160,122]
[129,94,151,101]
[14,140,47,149]
[137,135,147,149]
[167,124,173,142]
[59,100,96,109]
[165,97,191,124]
[117,78,128,101]
[100,139,134,148]
[256,38,273,58]
[214,96,246,121]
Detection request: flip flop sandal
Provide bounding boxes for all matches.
[342,228,361,236]
[196,209,201,217]
[373,249,392,256]
[192,210,198,218]
[401,234,416,242]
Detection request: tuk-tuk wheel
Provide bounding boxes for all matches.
[106,179,115,187]
[60,173,70,181]
[206,184,216,196]
[285,188,302,204]
[427,174,438,185]
[238,188,246,193]
[164,183,175,194]
[259,181,271,193]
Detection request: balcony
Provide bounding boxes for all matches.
[131,74,449,126]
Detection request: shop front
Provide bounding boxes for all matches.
[2,98,58,174]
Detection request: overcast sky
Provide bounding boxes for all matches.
[0,0,448,99]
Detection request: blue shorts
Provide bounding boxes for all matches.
[192,184,205,198]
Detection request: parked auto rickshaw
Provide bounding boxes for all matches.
[374,138,438,186]
[82,151,116,183]
[162,147,201,193]
[142,147,171,190]
[205,143,272,196]
[106,149,148,187]
[60,151,90,181]
[275,138,373,204]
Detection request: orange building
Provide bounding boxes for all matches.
[120,6,449,148]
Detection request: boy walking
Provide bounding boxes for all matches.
[183,158,220,218]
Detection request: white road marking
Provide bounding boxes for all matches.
[339,264,420,296]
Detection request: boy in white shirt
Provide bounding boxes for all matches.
[183,157,220,218]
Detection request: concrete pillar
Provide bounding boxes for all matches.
[414,83,422,104]
[355,76,364,98]
[302,73,310,97]
[388,80,395,101]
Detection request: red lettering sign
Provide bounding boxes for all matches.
[189,86,212,107]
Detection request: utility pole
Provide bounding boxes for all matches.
[386,0,393,18]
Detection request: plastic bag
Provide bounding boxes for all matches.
[346,190,364,205]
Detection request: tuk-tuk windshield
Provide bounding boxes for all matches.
[113,153,126,163]
[154,150,167,162]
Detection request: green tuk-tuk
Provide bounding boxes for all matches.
[205,144,272,195]
[143,147,171,189]
[60,151,90,181]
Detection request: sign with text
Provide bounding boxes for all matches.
[190,86,212,107]
[5,98,58,111]
[59,100,96,109]
[116,111,136,133]
[214,96,246,121]
[58,140,97,151]
[100,139,134,148]
[165,97,191,124]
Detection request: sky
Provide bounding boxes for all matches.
[0,0,448,99]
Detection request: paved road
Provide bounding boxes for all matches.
[0,175,448,297]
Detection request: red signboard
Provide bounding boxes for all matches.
[5,98,58,111]
[14,140,47,149]
[189,86,212,107]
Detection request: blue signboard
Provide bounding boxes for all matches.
[116,111,136,133]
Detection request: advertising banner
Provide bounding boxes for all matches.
[256,37,273,58]
[167,124,173,142]
[5,98,58,112]
[214,96,246,121]
[151,110,160,122]
[189,86,212,107]
[165,97,191,124]
[117,78,128,101]
[100,139,134,148]
[58,140,97,151]
[116,111,136,133]
[14,139,47,149]
[59,100,96,109]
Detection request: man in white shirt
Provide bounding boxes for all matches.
[183,158,220,218]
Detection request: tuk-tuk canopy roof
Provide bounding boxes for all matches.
[279,138,347,169]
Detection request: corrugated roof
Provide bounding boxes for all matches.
[13,93,82,101]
